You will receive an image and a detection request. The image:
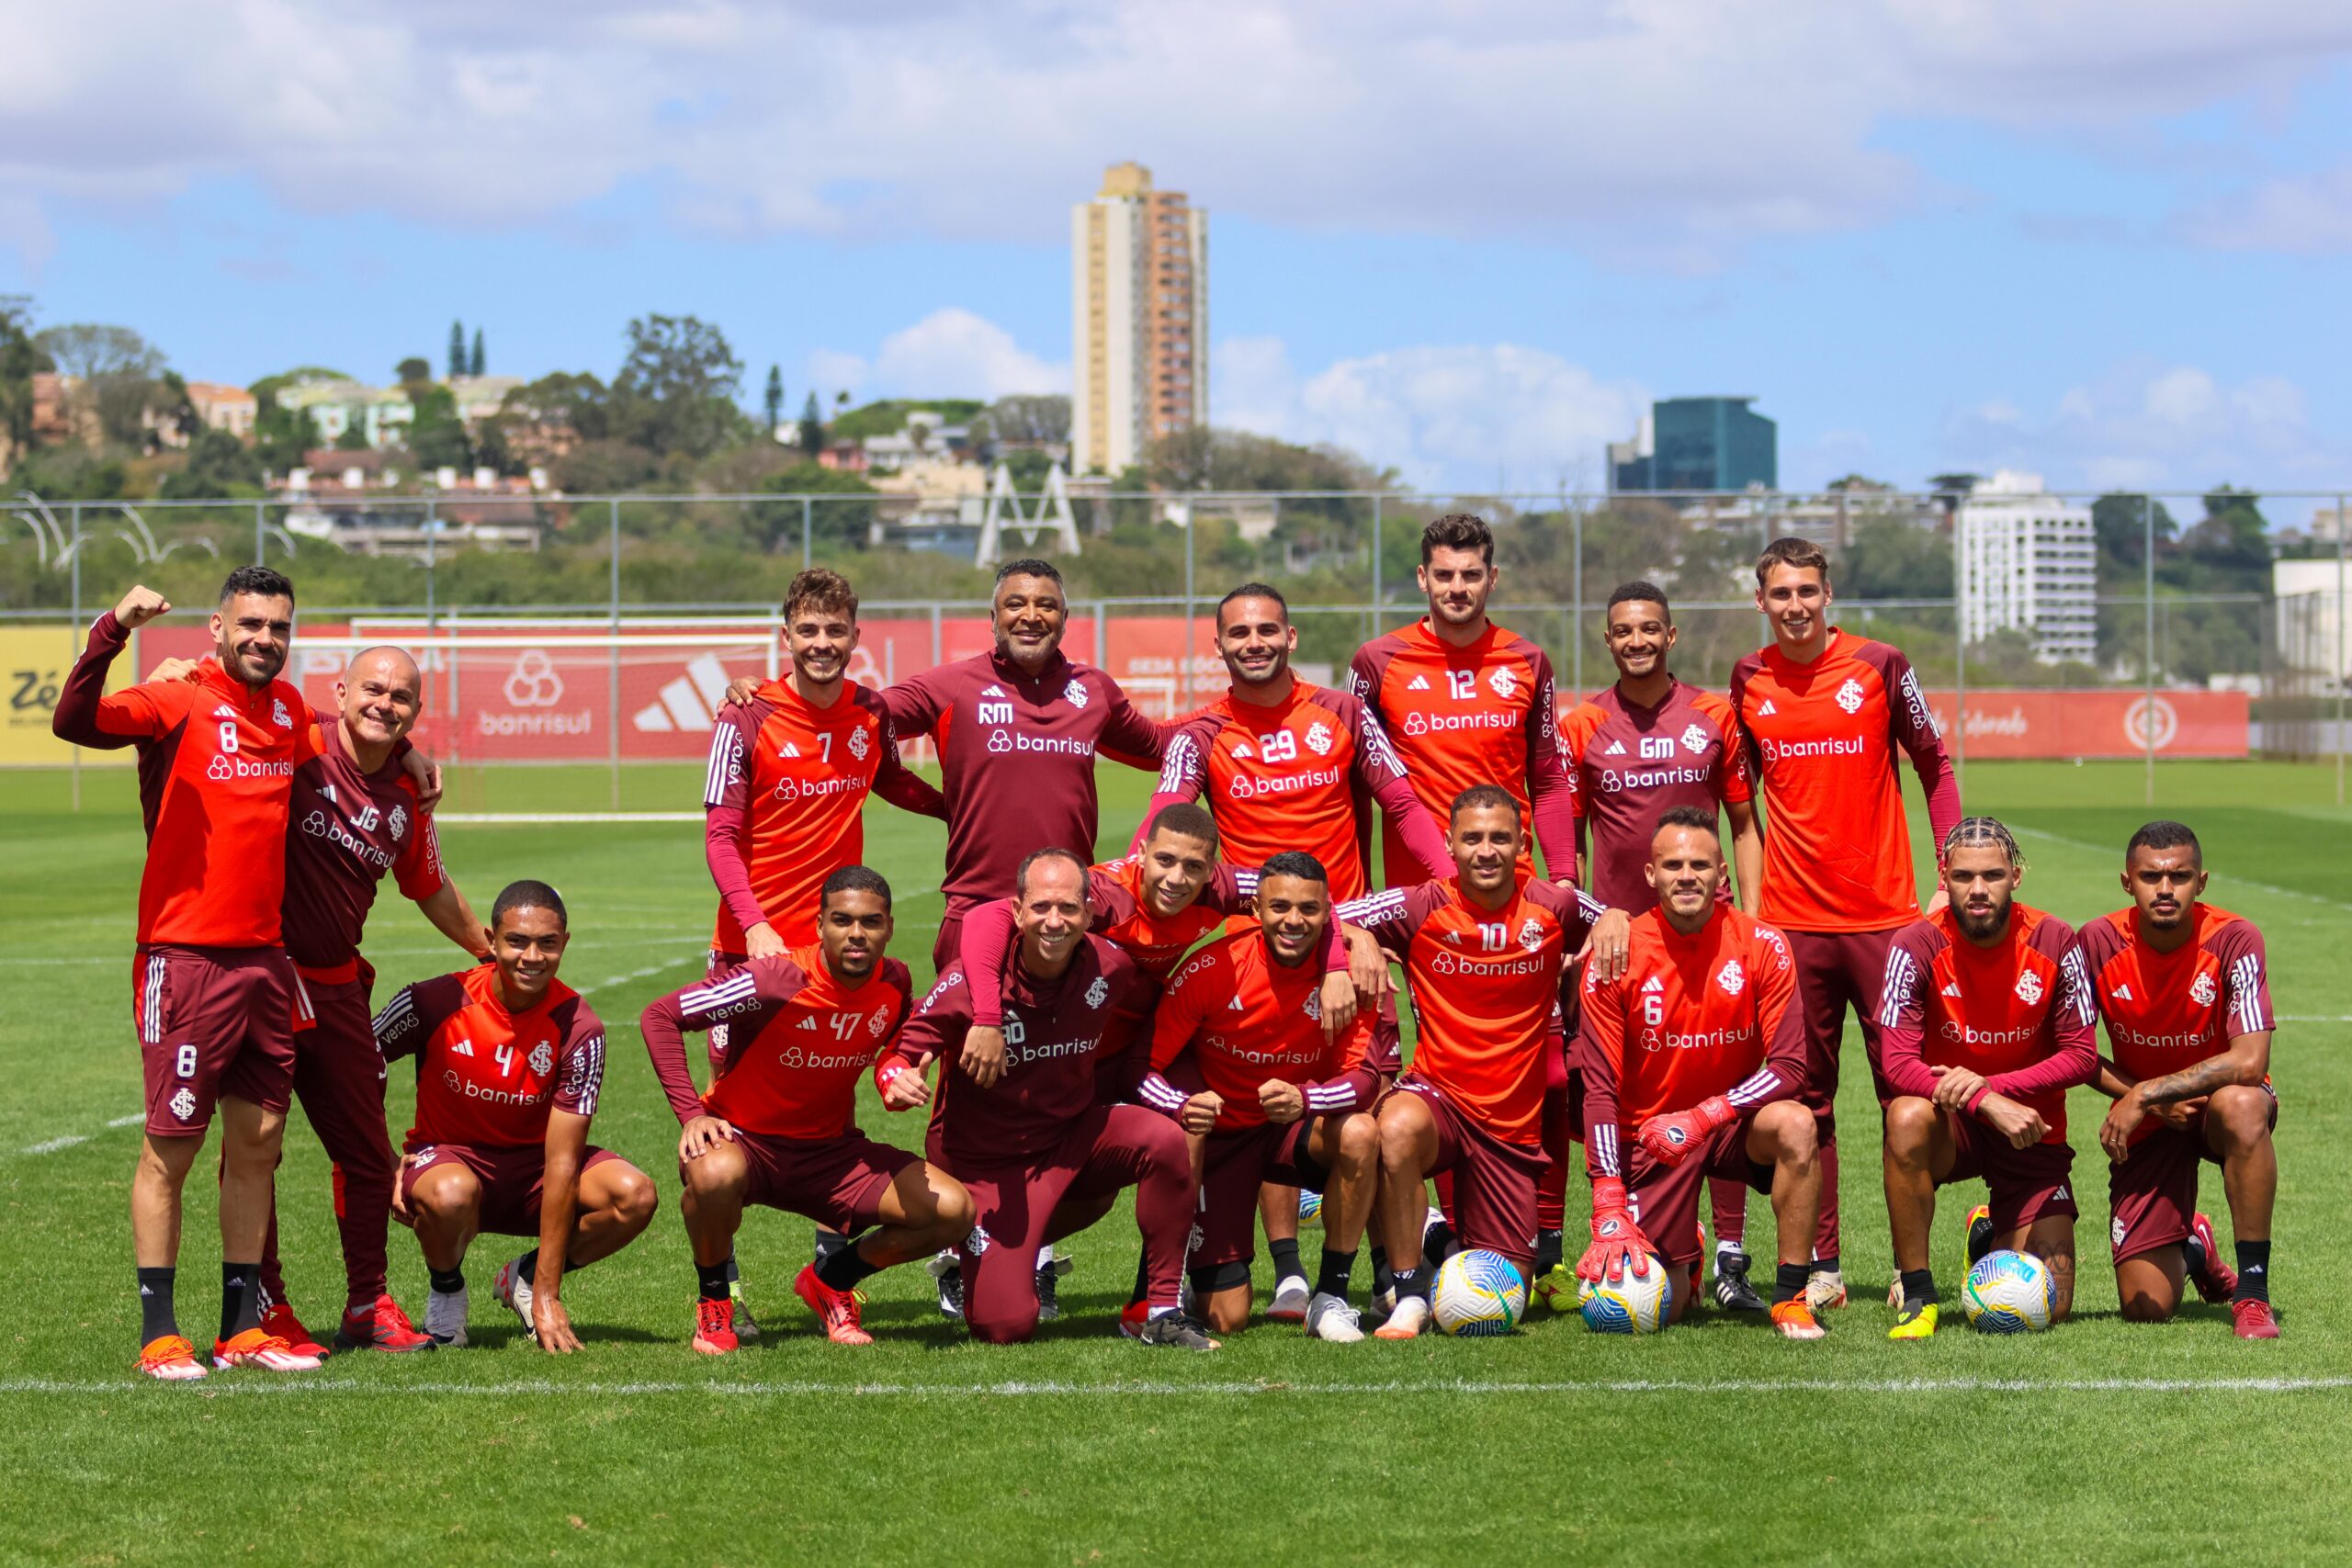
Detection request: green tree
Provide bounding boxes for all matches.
[469,328,485,378]
[2091,492,2177,582]
[252,394,321,473]
[611,313,747,459]
[161,428,264,498]
[1843,514,1954,600]
[33,322,169,446]
[763,366,785,436]
[754,462,880,550]
[798,390,825,454]
[334,420,371,452]
[395,355,433,386]
[0,295,50,457]
[447,320,467,379]
[406,383,471,471]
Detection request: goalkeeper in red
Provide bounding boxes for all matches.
[2079,820,2278,1338]
[1576,807,1824,1337]
[1876,818,2096,1338]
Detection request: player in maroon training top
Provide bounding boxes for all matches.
[1876,819,2096,1337]
[876,850,1216,1349]
[55,570,334,1380]
[641,868,975,1350]
[2080,820,2279,1338]
[874,558,1166,974]
[381,883,656,1353]
[1731,536,1962,1312]
[1560,581,1766,1312]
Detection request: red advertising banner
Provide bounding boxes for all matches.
[1918,689,2248,760]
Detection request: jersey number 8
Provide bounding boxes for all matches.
[218,721,239,753]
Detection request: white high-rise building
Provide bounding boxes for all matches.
[1071,162,1208,477]
[1958,469,2098,664]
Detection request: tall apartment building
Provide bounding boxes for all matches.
[1070,162,1209,477]
[1958,469,2098,664]
[1609,396,1777,493]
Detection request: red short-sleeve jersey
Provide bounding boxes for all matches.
[1143,929,1376,1131]
[2076,905,2274,1115]
[1560,678,1752,915]
[378,966,607,1151]
[1579,905,1805,1123]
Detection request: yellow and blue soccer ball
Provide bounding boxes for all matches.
[1962,1249,2056,1333]
[1578,1257,1672,1335]
[1297,1189,1323,1224]
[1431,1249,1525,1337]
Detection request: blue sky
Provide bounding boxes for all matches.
[5,2,2350,510]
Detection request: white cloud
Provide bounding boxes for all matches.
[805,308,1066,402]
[5,2,2351,271]
[1218,335,1644,493]
[2174,164,2352,253]
[1939,359,2348,496]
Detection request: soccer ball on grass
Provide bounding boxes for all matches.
[1962,1249,2056,1333]
[1430,1248,1526,1336]
[1577,1256,1672,1335]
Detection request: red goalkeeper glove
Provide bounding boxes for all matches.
[1635,1095,1736,1168]
[1575,1177,1657,1283]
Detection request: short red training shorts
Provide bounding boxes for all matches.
[1387,1076,1544,1267]
[399,1141,624,1237]
[133,943,300,1136]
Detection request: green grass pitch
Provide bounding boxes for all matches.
[3,758,2349,1564]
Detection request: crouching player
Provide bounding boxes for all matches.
[1576,807,1824,1337]
[1338,787,1629,1337]
[1877,819,2096,1338]
[378,882,655,1351]
[2079,820,2279,1338]
[878,849,1215,1348]
[1139,852,1382,1341]
[640,867,974,1350]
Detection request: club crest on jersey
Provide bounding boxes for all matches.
[1487,666,1518,700]
[1835,679,1866,715]
[1517,918,1544,953]
[1716,959,1746,997]
[1304,721,1334,756]
[1303,991,1322,1021]
[868,1007,891,1038]
[528,1039,554,1077]
[2190,972,2218,1008]
[1064,678,1089,709]
[2013,969,2044,1005]
[847,725,870,761]
[1085,976,1110,1010]
[169,1087,197,1122]
[1680,724,1709,754]
[272,698,292,729]
[389,803,408,840]
[986,728,1012,754]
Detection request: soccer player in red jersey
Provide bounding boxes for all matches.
[1575,808,1824,1338]
[873,558,1166,974]
[876,850,1215,1349]
[1347,513,1578,887]
[2080,821,2279,1337]
[379,883,656,1352]
[1561,581,1767,1309]
[1139,852,1383,1341]
[1731,536,1961,1309]
[1337,787,1628,1338]
[1876,818,2095,1338]
[54,571,332,1380]
[641,868,975,1350]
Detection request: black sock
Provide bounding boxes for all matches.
[811,1227,847,1263]
[1900,1268,1938,1308]
[696,1259,731,1303]
[724,1251,741,1285]
[514,1247,580,1280]
[1316,1246,1359,1300]
[1813,1252,1840,1278]
[1421,1219,1454,1273]
[1774,1262,1810,1305]
[1392,1266,1428,1303]
[2234,1240,2271,1304]
[428,1266,465,1295]
[816,1239,884,1293]
[137,1266,177,1344]
[1270,1237,1304,1282]
[1130,1248,1150,1308]
[1534,1228,1565,1276]
[1370,1245,1395,1297]
[2183,1227,2211,1284]
[220,1260,260,1340]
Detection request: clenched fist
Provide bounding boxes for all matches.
[113,585,171,629]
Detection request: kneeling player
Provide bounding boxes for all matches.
[878,849,1215,1348]
[1877,819,2096,1338]
[641,867,974,1349]
[2080,820,2279,1337]
[379,882,656,1351]
[1140,852,1381,1341]
[1577,808,1823,1337]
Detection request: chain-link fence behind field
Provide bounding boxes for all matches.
[6,487,2347,803]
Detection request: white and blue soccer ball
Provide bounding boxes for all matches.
[1431,1248,1525,1337]
[1962,1249,2056,1334]
[1578,1257,1672,1335]
[1296,1189,1323,1224]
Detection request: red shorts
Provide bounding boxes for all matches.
[1193,1119,1336,1268]
[1944,1117,2077,1235]
[399,1141,624,1238]
[1389,1077,1544,1267]
[720,1128,921,1235]
[932,909,967,982]
[1785,926,1898,1123]
[2109,1092,2277,1263]
[1624,1115,1776,1267]
[134,944,300,1135]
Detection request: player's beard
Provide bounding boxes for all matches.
[1955,899,2011,942]
[1228,646,1288,689]
[226,639,287,687]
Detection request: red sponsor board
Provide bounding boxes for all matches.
[1918,689,2248,760]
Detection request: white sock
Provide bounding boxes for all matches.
[1148,1304,1177,1321]
[1036,1245,1056,1272]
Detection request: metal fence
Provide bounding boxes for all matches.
[6,486,2346,806]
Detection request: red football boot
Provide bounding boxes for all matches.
[334,1293,437,1353]
[692,1296,740,1355]
[2232,1299,2280,1339]
[2186,1213,2238,1304]
[260,1300,331,1361]
[793,1264,874,1346]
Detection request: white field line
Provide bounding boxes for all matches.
[0,1375,2346,1399]
[2009,826,2352,916]
[437,814,705,825]
[0,935,715,968]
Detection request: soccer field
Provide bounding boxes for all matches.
[4,758,2348,1565]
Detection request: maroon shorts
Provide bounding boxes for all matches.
[1625,1115,1777,1266]
[1389,1077,1545,1267]
[2109,1092,2277,1264]
[1193,1119,1335,1268]
[1944,1116,2078,1235]
[134,944,300,1135]
[400,1141,625,1238]
[722,1128,921,1235]
[931,908,967,982]
[1785,926,1899,1126]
